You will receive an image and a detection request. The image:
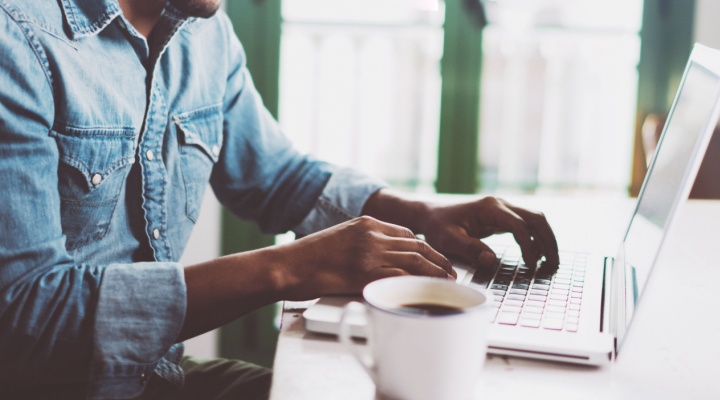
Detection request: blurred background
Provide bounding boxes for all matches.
[181,0,720,366]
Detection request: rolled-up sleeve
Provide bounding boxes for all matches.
[0,11,185,399]
[210,15,387,236]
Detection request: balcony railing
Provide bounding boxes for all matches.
[279,0,643,194]
[279,5,444,191]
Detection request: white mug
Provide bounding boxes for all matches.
[339,276,494,400]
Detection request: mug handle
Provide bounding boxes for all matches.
[339,301,377,383]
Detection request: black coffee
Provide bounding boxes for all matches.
[393,302,464,316]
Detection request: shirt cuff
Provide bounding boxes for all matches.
[293,167,388,236]
[89,262,186,400]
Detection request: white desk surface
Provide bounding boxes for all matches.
[269,196,720,400]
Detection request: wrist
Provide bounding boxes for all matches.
[260,244,303,299]
[264,239,334,301]
[362,189,434,233]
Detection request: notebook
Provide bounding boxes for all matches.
[302,43,720,365]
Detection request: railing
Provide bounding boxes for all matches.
[279,5,444,192]
[279,0,643,194]
[479,25,641,193]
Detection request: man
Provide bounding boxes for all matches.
[0,0,558,398]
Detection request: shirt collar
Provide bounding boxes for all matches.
[59,0,201,40]
[60,0,123,39]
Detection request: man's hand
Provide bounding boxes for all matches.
[362,190,559,269]
[278,216,456,299]
[181,212,455,340]
[180,191,555,341]
[419,197,559,268]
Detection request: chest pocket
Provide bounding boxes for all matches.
[173,105,223,222]
[51,126,137,250]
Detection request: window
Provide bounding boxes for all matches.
[279,0,444,192]
[478,0,643,194]
[279,0,644,195]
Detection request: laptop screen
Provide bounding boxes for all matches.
[621,60,720,327]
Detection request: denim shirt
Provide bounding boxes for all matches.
[0,0,385,398]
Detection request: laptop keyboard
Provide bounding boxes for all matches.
[471,247,587,332]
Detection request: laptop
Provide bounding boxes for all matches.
[302,43,720,366]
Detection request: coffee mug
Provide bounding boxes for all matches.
[339,276,494,400]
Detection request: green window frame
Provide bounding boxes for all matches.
[219,0,282,368]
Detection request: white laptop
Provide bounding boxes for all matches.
[302,44,720,366]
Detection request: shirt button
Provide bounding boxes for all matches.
[152,229,160,240]
[146,149,155,161]
[211,145,220,156]
[91,174,102,186]
[140,373,148,385]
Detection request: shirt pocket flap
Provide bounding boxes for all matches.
[173,104,223,163]
[51,126,137,191]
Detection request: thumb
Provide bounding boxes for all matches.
[453,234,497,267]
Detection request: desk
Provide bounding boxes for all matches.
[269,197,720,400]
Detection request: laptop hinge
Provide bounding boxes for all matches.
[600,256,613,333]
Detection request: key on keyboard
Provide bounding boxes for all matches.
[470,246,587,333]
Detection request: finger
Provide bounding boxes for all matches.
[440,230,497,268]
[372,267,411,280]
[326,268,411,296]
[367,220,455,273]
[370,267,458,284]
[385,237,454,274]
[509,207,559,267]
[491,205,539,266]
[381,251,454,279]
[357,216,416,239]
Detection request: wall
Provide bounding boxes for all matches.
[180,189,222,359]
[694,0,720,49]
[693,0,720,199]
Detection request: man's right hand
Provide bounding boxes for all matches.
[181,216,454,340]
[276,216,455,300]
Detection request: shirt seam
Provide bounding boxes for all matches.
[0,1,55,100]
[53,124,137,136]
[317,196,356,220]
[59,0,122,39]
[5,12,76,49]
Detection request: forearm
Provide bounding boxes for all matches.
[179,246,298,341]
